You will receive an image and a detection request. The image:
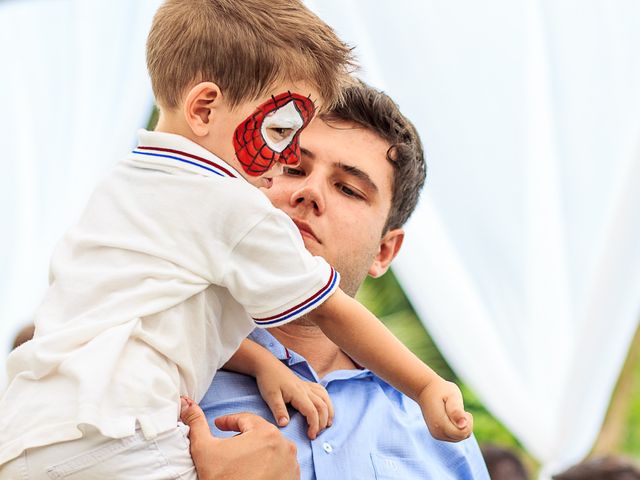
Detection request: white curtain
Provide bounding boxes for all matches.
[2,0,640,477]
[0,0,161,386]
[306,0,640,477]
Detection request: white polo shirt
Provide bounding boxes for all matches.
[0,130,339,465]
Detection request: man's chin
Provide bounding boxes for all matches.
[302,238,322,256]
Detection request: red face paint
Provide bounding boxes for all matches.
[233,91,316,176]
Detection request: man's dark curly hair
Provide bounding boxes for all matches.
[320,80,426,232]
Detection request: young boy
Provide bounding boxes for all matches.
[0,0,472,477]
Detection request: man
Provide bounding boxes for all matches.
[184,81,490,479]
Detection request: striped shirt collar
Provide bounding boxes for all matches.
[130,129,244,180]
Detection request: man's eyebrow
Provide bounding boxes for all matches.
[336,162,379,193]
[300,147,314,159]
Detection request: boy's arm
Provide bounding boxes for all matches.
[312,289,473,441]
[223,338,333,439]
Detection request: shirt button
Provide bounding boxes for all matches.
[322,442,333,453]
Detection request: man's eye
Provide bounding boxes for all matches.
[266,127,294,142]
[338,184,364,199]
[283,166,305,176]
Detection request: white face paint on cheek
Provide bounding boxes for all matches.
[260,101,304,153]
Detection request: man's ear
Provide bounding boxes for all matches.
[183,82,222,137]
[368,228,404,278]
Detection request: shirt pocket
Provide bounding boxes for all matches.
[370,453,431,479]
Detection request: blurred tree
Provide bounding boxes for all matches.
[592,324,640,456]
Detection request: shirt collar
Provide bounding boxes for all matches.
[129,129,244,180]
[247,328,372,384]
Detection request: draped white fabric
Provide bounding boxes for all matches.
[1,0,639,477]
[306,0,640,476]
[0,0,161,385]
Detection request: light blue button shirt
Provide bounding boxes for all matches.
[200,329,490,480]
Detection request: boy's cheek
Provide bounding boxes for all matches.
[232,92,315,176]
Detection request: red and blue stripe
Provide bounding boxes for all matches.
[132,146,237,178]
[253,267,339,326]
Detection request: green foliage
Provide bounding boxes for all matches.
[621,345,640,455]
[147,106,159,130]
[357,271,454,380]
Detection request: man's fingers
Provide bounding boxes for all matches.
[215,411,276,434]
[180,397,213,442]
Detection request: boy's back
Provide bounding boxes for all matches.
[0,0,353,475]
[0,130,332,460]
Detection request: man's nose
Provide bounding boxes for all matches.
[270,162,285,176]
[289,178,325,214]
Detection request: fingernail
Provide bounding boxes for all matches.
[278,417,289,426]
[180,397,189,413]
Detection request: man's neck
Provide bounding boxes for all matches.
[268,321,358,378]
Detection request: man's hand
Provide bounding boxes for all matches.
[180,397,300,480]
[418,380,474,442]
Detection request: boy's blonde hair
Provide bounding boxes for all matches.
[147,0,355,111]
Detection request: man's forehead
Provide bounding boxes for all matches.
[303,119,389,160]
[301,119,393,187]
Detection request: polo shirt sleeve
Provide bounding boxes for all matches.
[221,210,340,327]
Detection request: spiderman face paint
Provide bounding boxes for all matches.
[233,91,316,176]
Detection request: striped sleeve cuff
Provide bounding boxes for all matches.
[252,267,340,327]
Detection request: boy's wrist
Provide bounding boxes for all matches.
[416,375,444,403]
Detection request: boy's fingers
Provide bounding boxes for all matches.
[263,389,290,427]
[442,420,472,441]
[463,412,474,432]
[310,383,334,426]
[290,394,319,439]
[444,390,468,428]
[447,406,468,428]
[440,412,473,442]
[309,392,329,430]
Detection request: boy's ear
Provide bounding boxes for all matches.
[183,82,222,137]
[368,228,404,278]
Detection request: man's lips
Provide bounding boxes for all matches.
[292,218,320,244]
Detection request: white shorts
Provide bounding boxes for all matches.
[0,423,197,479]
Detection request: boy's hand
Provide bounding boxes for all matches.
[418,379,473,442]
[255,361,334,440]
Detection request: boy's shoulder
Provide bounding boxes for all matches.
[98,153,277,236]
